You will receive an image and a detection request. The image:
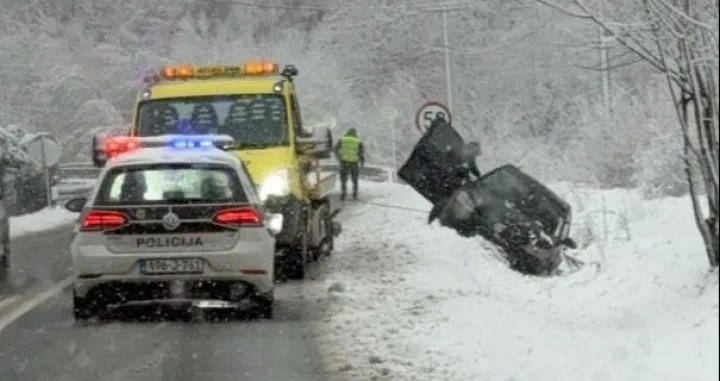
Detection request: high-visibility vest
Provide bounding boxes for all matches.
[339,135,360,163]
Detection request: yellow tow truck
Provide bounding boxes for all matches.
[91,61,340,279]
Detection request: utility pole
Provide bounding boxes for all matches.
[422,6,469,116]
[441,8,453,112]
[530,10,539,137]
[598,0,613,118]
[599,31,612,116]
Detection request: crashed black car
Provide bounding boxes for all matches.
[397,121,577,276]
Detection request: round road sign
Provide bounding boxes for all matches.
[415,101,452,134]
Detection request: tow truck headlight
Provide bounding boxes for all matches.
[259,169,290,201]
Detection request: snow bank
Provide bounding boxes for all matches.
[315,181,718,381]
[10,207,77,238]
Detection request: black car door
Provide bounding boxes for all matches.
[397,121,466,205]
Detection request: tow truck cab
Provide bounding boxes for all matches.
[91,61,338,280]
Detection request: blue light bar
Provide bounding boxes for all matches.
[132,134,235,150]
[170,139,215,149]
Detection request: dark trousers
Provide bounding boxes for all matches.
[339,161,359,199]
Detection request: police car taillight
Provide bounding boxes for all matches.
[212,207,263,227]
[80,210,129,232]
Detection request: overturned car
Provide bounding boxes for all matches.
[397,121,578,276]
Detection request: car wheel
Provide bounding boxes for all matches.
[1,239,9,264]
[73,289,97,321]
[507,250,548,276]
[249,292,274,320]
[0,255,7,281]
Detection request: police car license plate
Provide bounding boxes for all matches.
[140,258,204,275]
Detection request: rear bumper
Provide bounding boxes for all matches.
[71,244,274,298]
[75,279,269,306]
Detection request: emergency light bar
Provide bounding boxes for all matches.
[103,134,235,160]
[144,61,280,83]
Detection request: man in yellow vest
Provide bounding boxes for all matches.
[334,127,365,201]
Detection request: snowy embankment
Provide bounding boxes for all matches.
[10,208,77,238]
[314,181,718,381]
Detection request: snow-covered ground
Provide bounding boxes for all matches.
[314,181,719,381]
[10,207,77,238]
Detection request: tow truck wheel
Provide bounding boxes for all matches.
[285,217,309,280]
[313,204,334,260]
[285,243,307,280]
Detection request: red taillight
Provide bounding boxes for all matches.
[80,210,128,232]
[213,207,263,227]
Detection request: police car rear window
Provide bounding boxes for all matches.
[94,163,248,205]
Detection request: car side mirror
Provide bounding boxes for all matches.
[266,213,284,236]
[65,197,88,213]
[561,237,577,249]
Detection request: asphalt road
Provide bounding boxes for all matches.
[0,196,348,381]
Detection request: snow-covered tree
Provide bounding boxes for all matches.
[536,0,719,267]
[0,124,36,171]
[0,0,709,204]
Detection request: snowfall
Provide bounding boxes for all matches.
[8,179,718,381]
[309,181,719,381]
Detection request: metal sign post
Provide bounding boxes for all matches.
[414,101,453,134]
[40,139,52,207]
[390,122,397,183]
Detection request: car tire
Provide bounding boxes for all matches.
[250,292,274,320]
[72,289,96,321]
[507,250,548,276]
[0,241,9,280]
[0,255,7,281]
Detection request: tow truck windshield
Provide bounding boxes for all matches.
[136,94,288,149]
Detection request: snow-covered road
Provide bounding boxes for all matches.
[1,180,717,381]
[313,181,718,381]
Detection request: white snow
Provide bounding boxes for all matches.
[315,181,719,381]
[10,207,77,238]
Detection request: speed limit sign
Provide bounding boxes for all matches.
[415,101,452,134]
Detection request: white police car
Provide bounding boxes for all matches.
[64,135,282,321]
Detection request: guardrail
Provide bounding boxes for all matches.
[58,162,100,180]
[58,161,393,181]
[50,179,96,204]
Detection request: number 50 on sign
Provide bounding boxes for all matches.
[415,101,452,134]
